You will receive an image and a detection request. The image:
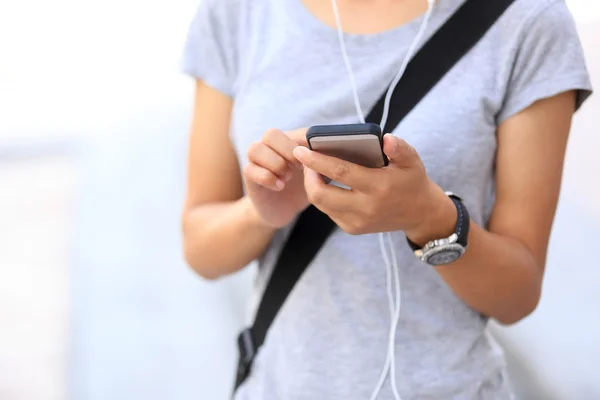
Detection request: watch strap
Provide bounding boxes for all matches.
[449,194,470,247]
[407,193,470,251]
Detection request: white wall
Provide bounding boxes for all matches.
[0,157,74,400]
[567,0,600,22]
[1,1,255,399]
[0,0,198,141]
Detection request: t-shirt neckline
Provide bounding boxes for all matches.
[284,0,457,54]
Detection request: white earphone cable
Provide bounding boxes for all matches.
[369,234,397,400]
[330,1,436,399]
[386,232,402,399]
[379,1,436,131]
[331,0,366,123]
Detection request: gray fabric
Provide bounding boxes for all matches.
[180,0,592,398]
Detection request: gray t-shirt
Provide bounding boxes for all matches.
[181,0,592,398]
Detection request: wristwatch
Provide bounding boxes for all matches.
[407,192,470,266]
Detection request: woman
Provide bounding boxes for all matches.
[180,0,592,398]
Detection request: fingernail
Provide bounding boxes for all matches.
[275,180,285,190]
[284,170,293,181]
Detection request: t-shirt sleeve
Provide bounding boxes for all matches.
[497,1,593,124]
[179,0,239,96]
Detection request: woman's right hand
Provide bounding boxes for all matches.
[243,128,310,228]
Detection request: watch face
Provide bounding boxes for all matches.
[424,245,465,266]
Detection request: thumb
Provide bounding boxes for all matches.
[383,134,417,168]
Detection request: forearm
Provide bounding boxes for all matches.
[182,196,277,279]
[438,222,541,324]
[407,183,543,325]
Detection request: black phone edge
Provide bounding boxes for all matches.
[306,123,389,167]
[306,123,382,139]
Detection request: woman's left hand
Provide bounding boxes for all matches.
[292,134,455,241]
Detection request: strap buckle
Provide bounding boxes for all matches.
[234,328,256,389]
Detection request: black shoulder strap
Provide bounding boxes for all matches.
[234,0,514,392]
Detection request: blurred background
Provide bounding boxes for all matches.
[0,1,598,399]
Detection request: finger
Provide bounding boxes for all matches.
[285,127,309,147]
[243,163,285,191]
[247,142,293,181]
[304,167,356,212]
[293,147,374,192]
[383,134,417,168]
[262,128,304,169]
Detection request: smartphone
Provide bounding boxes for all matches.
[306,123,388,168]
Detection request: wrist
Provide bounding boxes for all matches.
[240,196,279,233]
[405,180,457,247]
